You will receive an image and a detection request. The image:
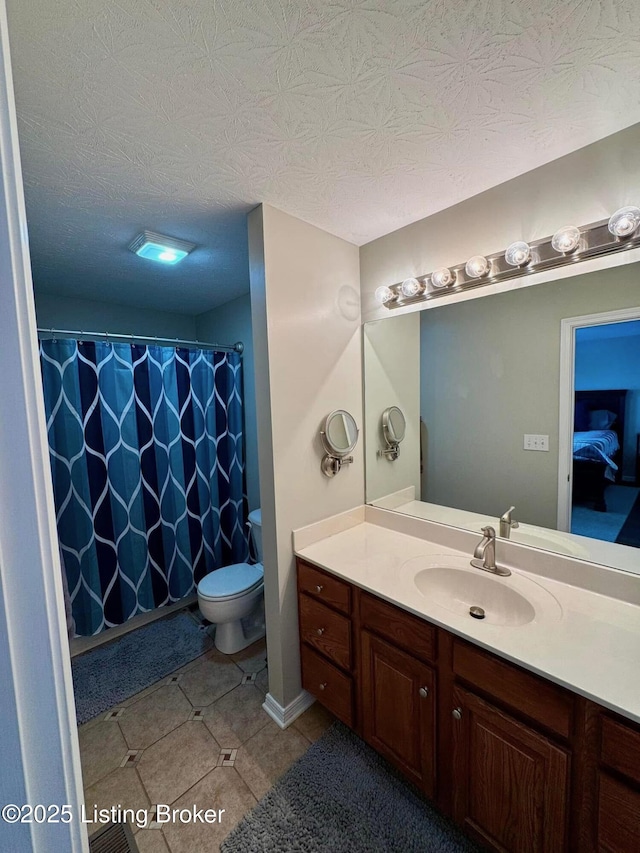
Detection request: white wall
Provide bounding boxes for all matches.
[576,330,640,480]
[360,124,640,322]
[249,203,362,710]
[363,314,420,502]
[196,294,259,512]
[35,292,197,339]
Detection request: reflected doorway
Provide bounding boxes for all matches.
[558,310,640,546]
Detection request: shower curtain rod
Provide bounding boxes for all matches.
[37,327,244,354]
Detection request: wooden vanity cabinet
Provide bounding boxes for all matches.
[594,714,640,852]
[449,638,572,852]
[297,561,356,728]
[450,685,570,852]
[296,558,640,853]
[360,630,436,795]
[358,590,437,795]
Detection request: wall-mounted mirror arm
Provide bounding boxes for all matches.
[377,445,400,461]
[377,406,406,462]
[320,452,355,478]
[319,410,359,478]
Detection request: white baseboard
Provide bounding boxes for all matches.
[262,689,315,729]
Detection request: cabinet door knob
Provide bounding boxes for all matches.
[315,584,324,593]
[318,682,327,691]
[316,627,325,636]
[452,707,462,720]
[419,686,429,698]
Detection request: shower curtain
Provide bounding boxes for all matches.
[39,339,248,636]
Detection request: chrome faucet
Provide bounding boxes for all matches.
[499,506,520,539]
[471,526,511,576]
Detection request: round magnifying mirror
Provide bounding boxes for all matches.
[382,406,406,446]
[323,410,359,455]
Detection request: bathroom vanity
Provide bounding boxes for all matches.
[294,510,640,853]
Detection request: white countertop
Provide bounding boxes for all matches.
[295,514,640,725]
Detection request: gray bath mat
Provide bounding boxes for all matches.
[73,611,212,724]
[221,722,479,852]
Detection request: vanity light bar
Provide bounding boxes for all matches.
[380,207,640,309]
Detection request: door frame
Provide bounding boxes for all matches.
[557,306,640,532]
[0,3,87,850]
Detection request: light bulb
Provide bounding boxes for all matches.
[465,255,490,279]
[400,277,423,298]
[608,206,640,238]
[551,225,581,254]
[431,268,456,288]
[159,250,178,262]
[375,286,394,304]
[505,241,531,267]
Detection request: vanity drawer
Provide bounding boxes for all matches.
[359,591,436,663]
[453,640,573,738]
[601,715,640,784]
[299,594,352,671]
[298,561,351,615]
[301,644,353,726]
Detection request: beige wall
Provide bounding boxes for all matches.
[363,313,420,502]
[249,204,362,710]
[419,263,640,528]
[360,124,640,323]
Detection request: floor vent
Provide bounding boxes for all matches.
[89,822,139,853]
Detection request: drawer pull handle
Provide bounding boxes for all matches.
[452,707,462,721]
[319,682,327,691]
[419,686,429,698]
[316,627,325,636]
[315,584,324,593]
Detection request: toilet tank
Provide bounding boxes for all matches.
[248,509,263,563]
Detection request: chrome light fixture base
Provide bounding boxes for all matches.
[381,213,640,310]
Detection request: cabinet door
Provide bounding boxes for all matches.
[361,630,435,795]
[597,772,640,853]
[451,686,569,853]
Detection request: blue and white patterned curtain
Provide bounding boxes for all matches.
[39,339,248,636]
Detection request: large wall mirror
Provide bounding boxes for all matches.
[363,260,640,576]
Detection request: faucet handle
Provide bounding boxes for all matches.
[481,525,496,538]
[500,505,516,521]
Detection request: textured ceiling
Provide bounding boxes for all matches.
[6,0,640,315]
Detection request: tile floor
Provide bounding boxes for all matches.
[78,637,334,852]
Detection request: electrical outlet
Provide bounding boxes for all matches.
[524,434,549,451]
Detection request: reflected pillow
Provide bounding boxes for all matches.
[588,409,617,429]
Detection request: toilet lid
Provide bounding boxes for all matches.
[198,562,263,599]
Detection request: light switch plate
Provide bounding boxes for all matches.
[524,434,549,451]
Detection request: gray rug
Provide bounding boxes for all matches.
[572,485,639,541]
[222,722,480,853]
[73,611,212,724]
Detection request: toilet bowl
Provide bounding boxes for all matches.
[197,509,266,654]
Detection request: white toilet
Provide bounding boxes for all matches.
[197,509,265,654]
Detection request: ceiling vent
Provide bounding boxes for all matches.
[128,230,195,265]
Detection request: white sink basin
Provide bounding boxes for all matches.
[508,527,589,559]
[407,555,562,627]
